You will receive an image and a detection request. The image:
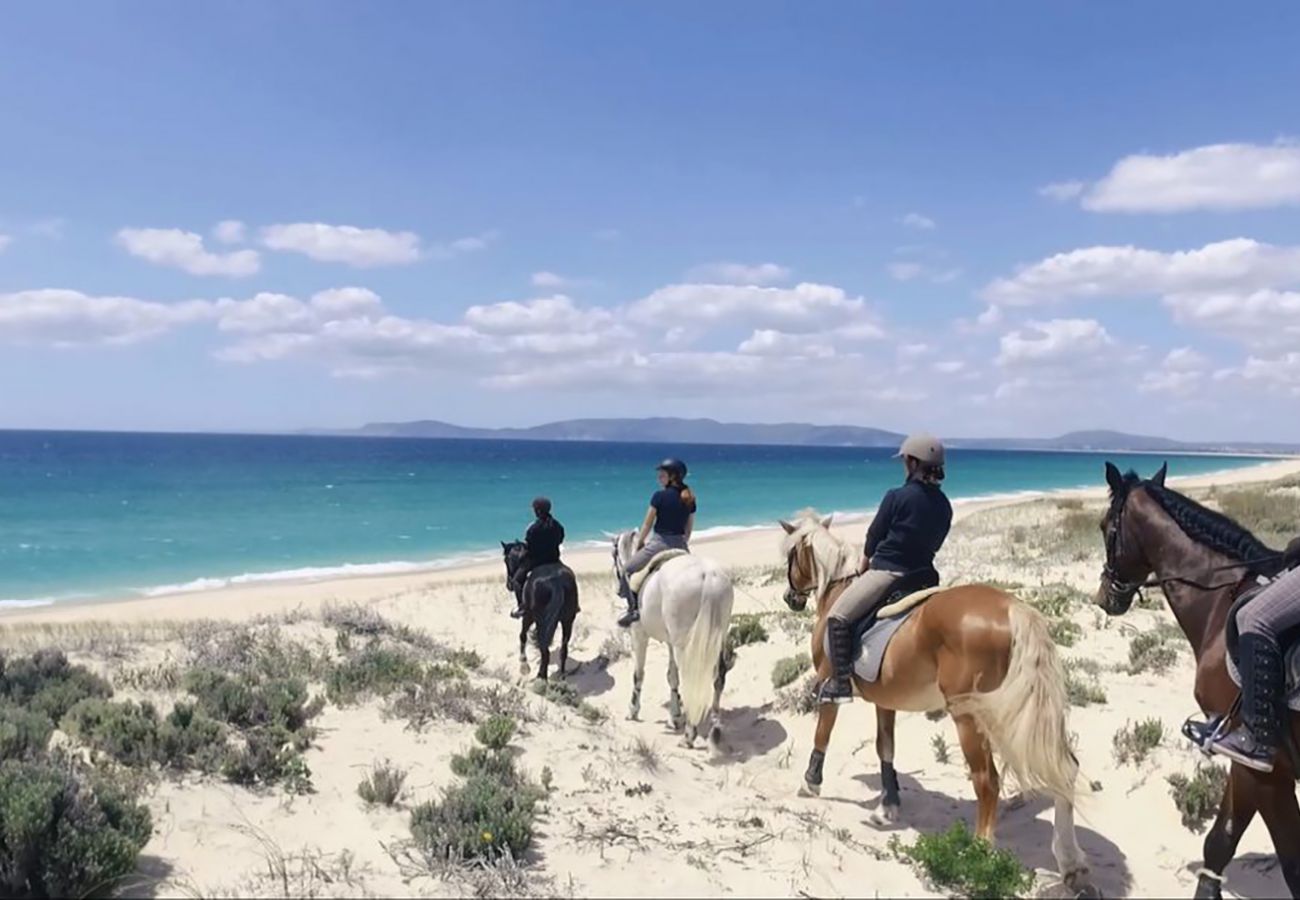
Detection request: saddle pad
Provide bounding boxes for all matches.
[876,585,946,620]
[1226,643,1300,712]
[629,549,689,594]
[823,607,918,684]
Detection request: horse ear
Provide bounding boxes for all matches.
[1104,461,1124,495]
[1151,461,1168,487]
[820,514,833,529]
[779,520,797,535]
[500,541,509,550]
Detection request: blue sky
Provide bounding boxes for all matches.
[3,2,1300,440]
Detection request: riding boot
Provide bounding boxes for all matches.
[617,594,640,628]
[818,617,855,705]
[1209,633,1283,773]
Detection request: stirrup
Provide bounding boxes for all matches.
[1183,714,1229,755]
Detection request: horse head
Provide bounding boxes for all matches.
[501,540,527,587]
[778,511,837,611]
[1096,461,1164,615]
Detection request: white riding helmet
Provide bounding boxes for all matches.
[896,432,945,467]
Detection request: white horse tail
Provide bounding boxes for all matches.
[950,602,1078,805]
[678,561,734,729]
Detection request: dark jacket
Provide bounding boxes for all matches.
[524,515,565,565]
[864,478,952,575]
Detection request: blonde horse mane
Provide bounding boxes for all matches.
[781,508,858,601]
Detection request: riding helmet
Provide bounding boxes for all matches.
[656,457,688,479]
[895,433,945,467]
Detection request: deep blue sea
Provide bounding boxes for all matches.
[0,430,1266,607]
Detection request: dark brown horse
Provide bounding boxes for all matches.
[1096,463,1299,899]
[780,511,1093,895]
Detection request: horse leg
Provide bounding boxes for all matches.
[1195,765,1260,899]
[707,648,728,747]
[954,713,1000,841]
[800,702,840,797]
[1256,771,1300,898]
[876,706,901,823]
[537,636,550,682]
[518,613,530,677]
[667,645,685,733]
[558,607,574,678]
[627,627,648,721]
[1051,798,1092,898]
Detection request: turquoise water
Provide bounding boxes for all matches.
[0,430,1266,607]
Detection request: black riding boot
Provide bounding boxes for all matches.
[818,617,855,705]
[1209,633,1284,773]
[617,594,640,628]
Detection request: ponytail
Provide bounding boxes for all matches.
[678,481,697,513]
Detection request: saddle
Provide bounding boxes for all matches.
[628,549,689,595]
[822,570,945,685]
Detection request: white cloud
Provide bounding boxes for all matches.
[0,289,211,346]
[531,271,568,288]
[887,261,961,284]
[1083,141,1300,213]
[1139,347,1210,395]
[737,329,835,358]
[1238,352,1300,393]
[900,212,936,230]
[629,282,883,336]
[1038,181,1086,202]
[29,218,65,240]
[0,234,10,253]
[310,287,383,318]
[933,360,966,374]
[261,223,422,267]
[464,295,615,335]
[982,238,1300,307]
[427,231,499,261]
[685,262,792,286]
[117,228,261,278]
[898,343,931,359]
[212,220,247,245]
[996,318,1114,367]
[1162,289,1300,349]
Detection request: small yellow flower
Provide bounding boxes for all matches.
[481,830,494,843]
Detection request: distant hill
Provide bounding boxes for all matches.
[304,418,1300,454]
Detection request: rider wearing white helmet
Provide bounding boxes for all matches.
[819,433,953,705]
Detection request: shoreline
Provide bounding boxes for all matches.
[4,454,1297,627]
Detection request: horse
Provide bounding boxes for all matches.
[612,530,734,748]
[1096,462,1299,899]
[779,510,1092,894]
[501,541,579,682]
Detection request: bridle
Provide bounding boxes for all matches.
[783,547,810,610]
[1101,488,1282,608]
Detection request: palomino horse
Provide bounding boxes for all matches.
[1096,463,1299,899]
[612,530,734,748]
[780,511,1092,894]
[501,541,579,682]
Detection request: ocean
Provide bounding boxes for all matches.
[0,430,1267,608]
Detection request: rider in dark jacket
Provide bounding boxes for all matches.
[819,433,952,705]
[510,497,565,618]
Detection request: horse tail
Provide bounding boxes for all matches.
[678,561,734,729]
[533,568,572,653]
[950,601,1078,805]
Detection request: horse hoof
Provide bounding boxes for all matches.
[708,725,723,747]
[799,779,821,798]
[518,662,530,677]
[626,712,639,722]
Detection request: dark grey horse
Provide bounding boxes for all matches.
[501,541,579,681]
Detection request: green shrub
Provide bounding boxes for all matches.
[1168,762,1229,833]
[931,734,950,764]
[891,821,1034,899]
[450,746,519,782]
[476,714,516,751]
[0,757,152,899]
[1048,618,1082,647]
[358,759,407,807]
[325,646,426,705]
[184,668,317,733]
[1128,631,1180,675]
[1217,487,1299,547]
[1026,584,1086,619]
[220,730,313,792]
[61,698,161,768]
[0,703,53,760]
[772,654,811,690]
[530,679,605,723]
[410,762,543,862]
[1112,718,1164,765]
[727,615,769,651]
[1063,660,1107,707]
[157,702,226,772]
[0,649,112,723]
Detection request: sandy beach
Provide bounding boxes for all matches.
[3,455,1298,898]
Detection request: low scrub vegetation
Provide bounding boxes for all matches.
[1112,718,1164,766]
[1168,762,1229,833]
[772,653,811,689]
[891,821,1035,898]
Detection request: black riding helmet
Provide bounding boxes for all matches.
[532,496,552,516]
[656,458,687,480]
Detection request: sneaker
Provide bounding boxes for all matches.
[818,676,853,705]
[1208,726,1276,773]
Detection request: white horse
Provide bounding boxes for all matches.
[613,530,734,748]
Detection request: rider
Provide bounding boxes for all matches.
[819,433,953,705]
[616,458,696,628]
[509,496,565,619]
[1207,559,1300,772]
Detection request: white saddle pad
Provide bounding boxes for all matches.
[629,549,689,594]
